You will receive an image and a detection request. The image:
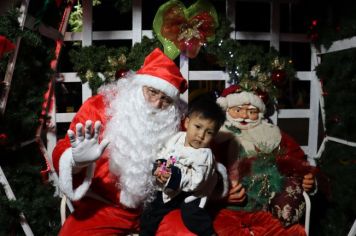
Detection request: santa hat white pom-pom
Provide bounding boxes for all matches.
[216,97,228,110]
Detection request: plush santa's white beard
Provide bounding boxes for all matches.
[102,78,181,208]
[226,112,263,130]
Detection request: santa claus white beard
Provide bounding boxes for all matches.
[102,78,181,208]
[226,112,263,130]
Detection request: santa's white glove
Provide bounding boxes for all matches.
[68,120,109,168]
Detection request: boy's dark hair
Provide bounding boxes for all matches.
[187,97,226,130]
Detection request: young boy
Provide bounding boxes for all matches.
[139,97,227,236]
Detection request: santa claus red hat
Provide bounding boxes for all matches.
[217,84,266,113]
[135,48,188,99]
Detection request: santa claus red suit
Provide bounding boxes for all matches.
[52,48,188,235]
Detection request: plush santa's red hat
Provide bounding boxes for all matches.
[135,48,188,99]
[217,84,266,113]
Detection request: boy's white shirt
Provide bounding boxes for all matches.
[156,131,218,204]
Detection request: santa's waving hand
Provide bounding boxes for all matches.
[68,120,109,168]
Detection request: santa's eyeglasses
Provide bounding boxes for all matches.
[143,86,173,108]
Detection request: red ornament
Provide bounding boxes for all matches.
[312,20,318,27]
[0,133,8,146]
[256,89,269,104]
[179,37,202,58]
[0,35,16,59]
[271,69,287,87]
[115,69,128,79]
[330,115,341,124]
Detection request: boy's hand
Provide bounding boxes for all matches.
[154,165,171,184]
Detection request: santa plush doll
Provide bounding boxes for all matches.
[211,84,317,235]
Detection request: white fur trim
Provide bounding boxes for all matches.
[59,148,95,201]
[216,97,228,110]
[134,74,179,99]
[216,162,229,198]
[223,91,265,112]
[247,120,282,152]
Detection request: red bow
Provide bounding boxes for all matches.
[161,6,216,58]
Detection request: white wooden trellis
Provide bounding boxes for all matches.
[50,0,320,233]
[51,0,319,162]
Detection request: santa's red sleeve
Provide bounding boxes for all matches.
[277,131,318,177]
[280,132,305,160]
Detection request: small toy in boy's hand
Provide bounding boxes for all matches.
[159,156,176,174]
[160,162,168,174]
[167,156,176,166]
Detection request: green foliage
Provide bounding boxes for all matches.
[68,1,84,32]
[126,36,162,71]
[197,18,295,109]
[313,142,356,236]
[228,151,284,212]
[0,8,59,234]
[316,48,356,142]
[0,9,22,41]
[0,145,61,235]
[241,153,284,211]
[68,0,102,32]
[68,36,162,92]
[313,43,356,236]
[1,10,53,145]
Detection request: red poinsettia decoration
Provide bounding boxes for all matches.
[153,0,218,59]
[0,35,16,59]
[162,9,215,58]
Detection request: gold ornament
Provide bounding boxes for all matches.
[85,70,94,80]
[271,57,285,70]
[117,54,127,65]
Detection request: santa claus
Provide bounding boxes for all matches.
[52,48,188,235]
[211,84,317,236]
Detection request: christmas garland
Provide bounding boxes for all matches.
[69,15,295,94]
[69,36,162,93]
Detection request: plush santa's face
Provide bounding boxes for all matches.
[103,78,181,208]
[227,104,262,130]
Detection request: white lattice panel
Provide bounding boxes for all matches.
[50,0,319,165]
